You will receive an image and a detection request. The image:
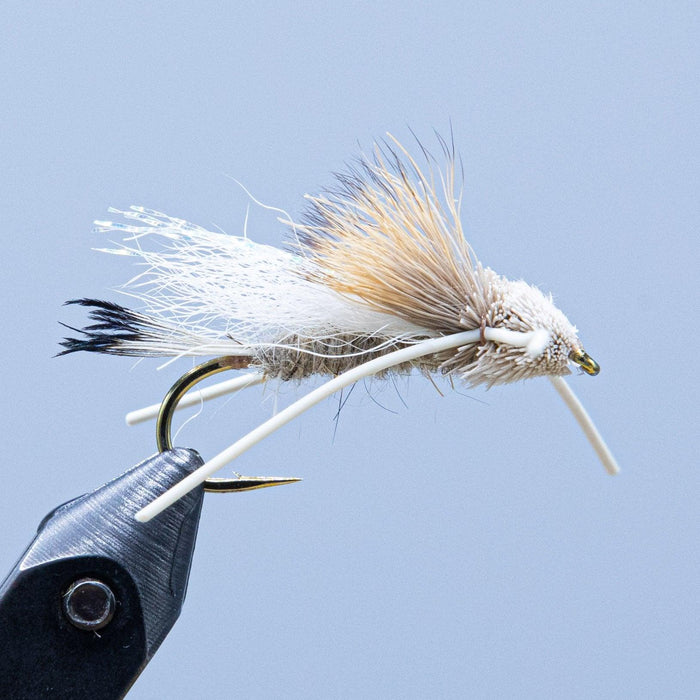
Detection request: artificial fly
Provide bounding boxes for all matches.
[61,135,619,521]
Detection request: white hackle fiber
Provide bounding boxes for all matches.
[94,207,426,357]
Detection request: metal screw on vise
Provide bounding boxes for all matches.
[63,578,116,631]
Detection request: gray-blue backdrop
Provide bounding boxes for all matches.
[2,2,698,698]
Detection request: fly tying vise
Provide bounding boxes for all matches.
[61,135,619,522]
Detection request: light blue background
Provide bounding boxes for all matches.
[2,2,698,698]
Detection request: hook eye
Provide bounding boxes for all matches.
[569,349,600,376]
[157,357,300,493]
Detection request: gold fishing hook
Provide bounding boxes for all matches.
[156,356,301,493]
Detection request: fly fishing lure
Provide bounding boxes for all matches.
[62,136,618,521]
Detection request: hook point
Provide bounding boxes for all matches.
[203,476,302,493]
